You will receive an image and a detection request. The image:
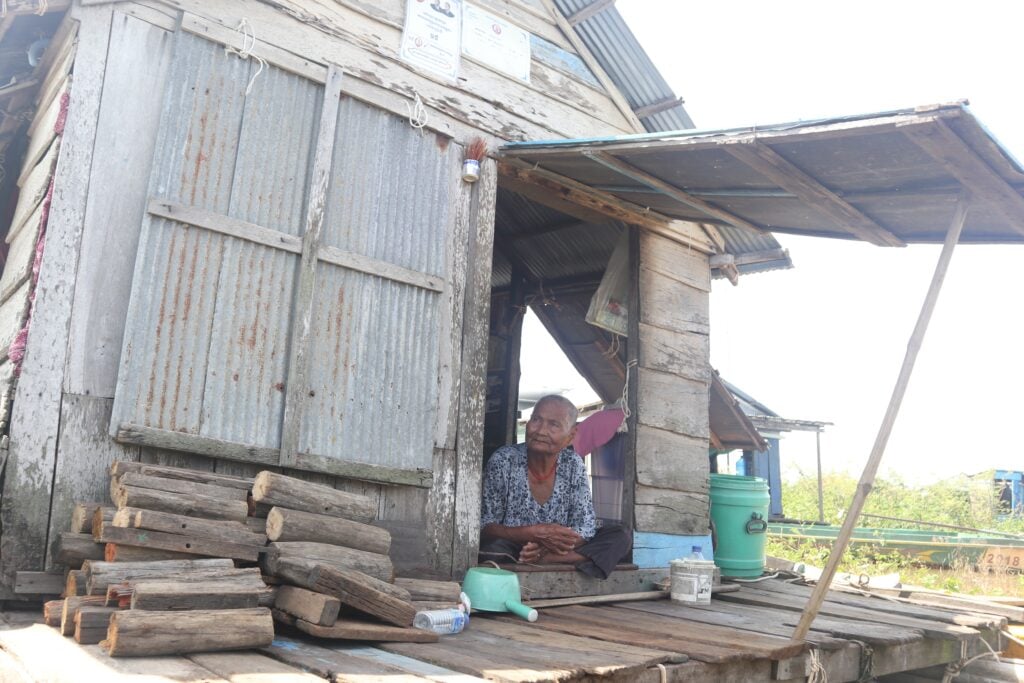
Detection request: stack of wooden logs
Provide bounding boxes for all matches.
[254,471,455,642]
[44,461,464,653]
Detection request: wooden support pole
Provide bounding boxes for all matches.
[790,196,970,643]
[816,431,824,524]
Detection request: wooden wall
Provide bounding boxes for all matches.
[0,0,634,593]
[633,232,712,535]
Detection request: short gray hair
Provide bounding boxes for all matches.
[534,395,579,425]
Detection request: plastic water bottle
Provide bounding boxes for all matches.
[689,544,705,560]
[413,608,468,635]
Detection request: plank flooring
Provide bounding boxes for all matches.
[0,576,1007,682]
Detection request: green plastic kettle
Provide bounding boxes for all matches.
[462,567,538,622]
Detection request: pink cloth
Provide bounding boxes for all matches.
[573,408,626,457]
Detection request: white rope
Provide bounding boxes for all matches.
[655,663,667,683]
[942,636,1001,683]
[406,90,428,131]
[807,648,828,683]
[618,358,638,422]
[732,572,781,583]
[35,0,46,15]
[1,1,7,18]
[223,19,265,95]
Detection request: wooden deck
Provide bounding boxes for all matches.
[0,578,1007,682]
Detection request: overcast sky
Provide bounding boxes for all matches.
[522,0,1024,483]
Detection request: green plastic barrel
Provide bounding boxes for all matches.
[710,474,770,578]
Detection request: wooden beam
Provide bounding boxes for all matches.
[566,0,616,26]
[583,150,768,235]
[498,159,717,254]
[791,196,970,643]
[633,96,684,120]
[280,64,344,469]
[902,119,1024,237]
[723,142,905,247]
[537,0,644,133]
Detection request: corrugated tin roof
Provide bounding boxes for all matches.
[550,0,790,278]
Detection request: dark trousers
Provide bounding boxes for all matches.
[478,524,633,579]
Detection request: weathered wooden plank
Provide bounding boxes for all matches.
[287,613,439,643]
[146,199,303,255]
[104,544,196,563]
[105,607,274,656]
[0,280,30,359]
[634,424,710,493]
[252,471,377,523]
[394,577,461,603]
[1,4,114,593]
[187,651,325,683]
[263,634,451,681]
[513,567,667,600]
[6,135,58,246]
[0,200,42,305]
[452,159,498,576]
[638,322,710,383]
[636,368,710,438]
[64,12,173,397]
[20,74,67,184]
[273,558,415,627]
[130,581,262,610]
[113,424,281,467]
[13,571,64,595]
[267,542,393,584]
[290,451,433,488]
[274,585,341,626]
[114,486,249,522]
[84,557,236,595]
[116,471,249,502]
[383,616,676,681]
[634,485,710,535]
[98,524,262,562]
[115,507,264,546]
[110,460,252,490]
[639,266,710,335]
[45,395,139,570]
[266,506,390,554]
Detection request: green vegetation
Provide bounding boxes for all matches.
[768,472,1024,596]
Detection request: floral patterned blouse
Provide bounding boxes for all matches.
[480,443,597,540]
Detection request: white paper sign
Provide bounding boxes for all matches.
[461,4,531,83]
[400,0,463,80]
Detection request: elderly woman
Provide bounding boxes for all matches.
[478,395,632,579]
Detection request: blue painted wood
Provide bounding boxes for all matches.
[633,531,713,568]
[529,34,600,88]
[746,438,782,517]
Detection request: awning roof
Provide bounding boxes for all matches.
[502,103,1024,246]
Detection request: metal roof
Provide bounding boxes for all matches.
[504,103,1024,245]
[551,0,791,277]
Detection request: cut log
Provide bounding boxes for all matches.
[70,503,104,534]
[265,507,390,554]
[271,608,437,643]
[411,600,461,611]
[130,581,262,611]
[84,558,235,595]
[110,461,253,490]
[104,608,274,656]
[43,599,63,627]
[61,595,107,635]
[104,544,195,563]
[115,507,266,546]
[251,472,376,523]
[274,585,341,626]
[267,542,393,583]
[74,606,118,644]
[56,532,104,568]
[273,558,415,627]
[394,577,461,603]
[113,486,249,523]
[244,517,268,534]
[117,472,250,502]
[98,525,261,562]
[91,507,116,540]
[65,570,87,597]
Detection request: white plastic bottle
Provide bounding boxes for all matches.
[689,544,705,560]
[413,608,469,635]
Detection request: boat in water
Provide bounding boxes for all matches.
[768,522,1024,569]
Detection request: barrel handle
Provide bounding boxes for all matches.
[746,512,767,534]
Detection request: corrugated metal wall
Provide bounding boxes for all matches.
[112,31,452,473]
